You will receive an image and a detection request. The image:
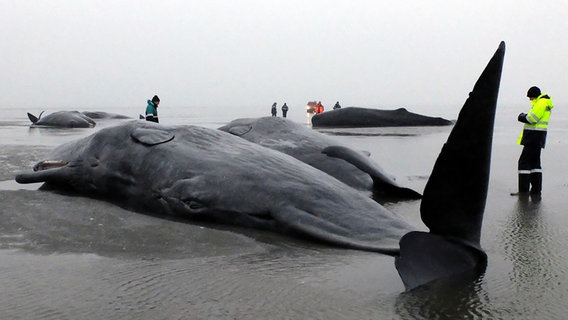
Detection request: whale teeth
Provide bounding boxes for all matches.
[33,160,68,172]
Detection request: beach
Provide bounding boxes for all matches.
[1,104,567,319]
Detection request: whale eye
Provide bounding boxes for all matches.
[182,199,206,211]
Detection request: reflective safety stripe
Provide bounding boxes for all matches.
[146,114,155,117]
[518,169,542,174]
[523,126,548,131]
[528,111,540,123]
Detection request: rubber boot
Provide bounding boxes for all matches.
[510,173,530,196]
[530,172,542,195]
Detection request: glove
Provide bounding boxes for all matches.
[517,113,530,124]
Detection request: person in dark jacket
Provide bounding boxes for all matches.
[511,86,553,196]
[271,102,277,117]
[333,101,341,110]
[281,103,289,118]
[145,95,160,123]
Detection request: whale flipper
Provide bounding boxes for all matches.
[131,128,175,146]
[395,41,505,290]
[226,125,253,136]
[322,145,422,199]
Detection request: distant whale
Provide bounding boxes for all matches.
[81,111,130,120]
[16,42,505,290]
[218,116,421,200]
[311,107,453,128]
[27,111,96,128]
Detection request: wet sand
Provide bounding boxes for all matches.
[1,107,568,319]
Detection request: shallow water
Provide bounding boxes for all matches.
[1,105,567,319]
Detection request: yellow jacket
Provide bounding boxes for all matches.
[517,93,553,145]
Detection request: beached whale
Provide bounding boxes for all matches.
[218,116,421,200]
[16,119,413,253]
[311,107,453,128]
[27,111,96,128]
[16,41,505,289]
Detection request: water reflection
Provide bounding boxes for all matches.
[495,196,568,317]
[0,180,41,191]
[320,131,418,137]
[502,196,554,292]
[394,277,493,319]
[315,125,452,138]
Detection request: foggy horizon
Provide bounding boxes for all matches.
[3,1,567,117]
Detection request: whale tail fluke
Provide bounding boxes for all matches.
[27,111,45,124]
[395,41,505,290]
[27,112,38,124]
[395,232,487,290]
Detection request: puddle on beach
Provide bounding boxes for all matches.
[0,179,41,191]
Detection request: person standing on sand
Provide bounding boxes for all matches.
[271,102,277,117]
[511,86,553,196]
[145,95,160,123]
[281,103,289,118]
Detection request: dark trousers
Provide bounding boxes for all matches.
[517,145,542,193]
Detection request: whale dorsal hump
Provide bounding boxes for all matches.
[131,127,175,146]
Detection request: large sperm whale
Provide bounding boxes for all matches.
[16,119,413,253]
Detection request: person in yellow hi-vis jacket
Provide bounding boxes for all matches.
[511,86,553,196]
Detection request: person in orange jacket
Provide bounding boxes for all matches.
[314,101,324,114]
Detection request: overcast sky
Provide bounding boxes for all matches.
[2,0,567,116]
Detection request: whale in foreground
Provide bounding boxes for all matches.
[16,120,414,254]
[16,41,505,289]
[218,116,421,200]
[311,107,453,128]
[27,111,96,128]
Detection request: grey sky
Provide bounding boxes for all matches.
[2,0,567,115]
